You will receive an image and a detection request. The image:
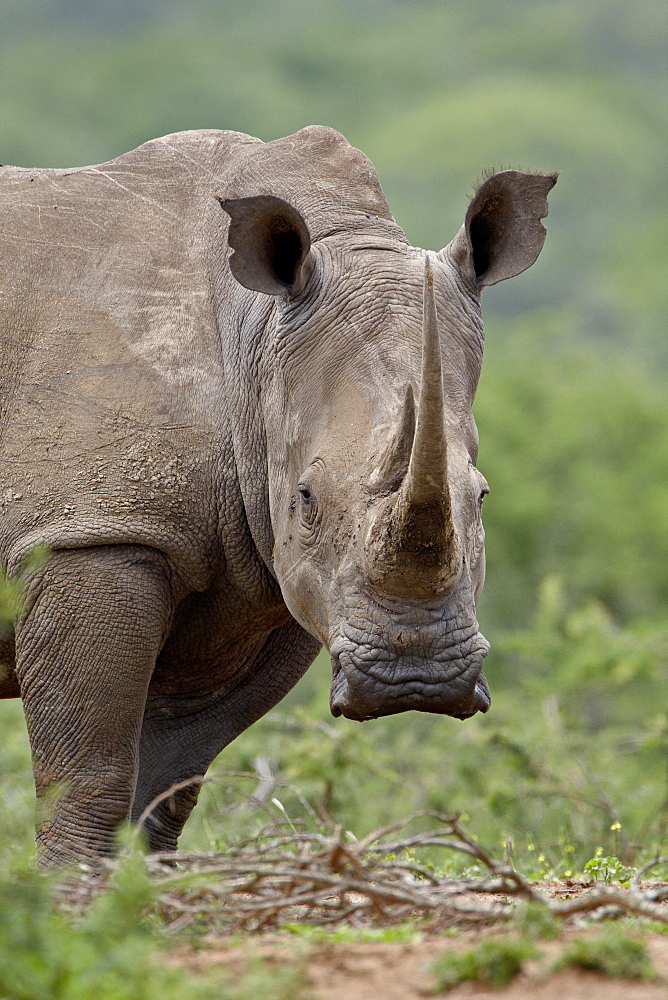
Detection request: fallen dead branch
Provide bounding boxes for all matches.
[58,800,668,934]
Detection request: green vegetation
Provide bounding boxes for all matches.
[429,936,538,991]
[283,922,422,944]
[477,321,668,626]
[0,847,307,1000]
[583,854,637,885]
[0,570,21,629]
[429,925,659,991]
[553,924,657,979]
[516,902,561,941]
[0,548,48,631]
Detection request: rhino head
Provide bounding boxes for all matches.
[219,167,556,722]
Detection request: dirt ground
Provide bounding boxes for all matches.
[175,929,668,999]
[164,870,668,998]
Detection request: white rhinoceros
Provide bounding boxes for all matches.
[0,126,556,863]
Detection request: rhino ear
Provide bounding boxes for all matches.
[217,194,312,295]
[447,170,557,289]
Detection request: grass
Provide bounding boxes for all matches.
[283,922,423,944]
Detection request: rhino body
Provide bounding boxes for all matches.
[0,127,555,863]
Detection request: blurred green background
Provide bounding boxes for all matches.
[1,0,666,868]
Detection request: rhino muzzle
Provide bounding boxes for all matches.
[328,628,491,722]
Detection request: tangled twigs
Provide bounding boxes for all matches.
[148,812,668,931]
[58,808,668,933]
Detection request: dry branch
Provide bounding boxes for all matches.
[58,806,668,934]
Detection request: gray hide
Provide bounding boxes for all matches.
[0,126,556,863]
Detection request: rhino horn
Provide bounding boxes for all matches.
[367,382,416,495]
[366,258,460,598]
[404,257,450,506]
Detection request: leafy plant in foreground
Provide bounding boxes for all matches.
[0,844,307,1000]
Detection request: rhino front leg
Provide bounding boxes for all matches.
[15,545,176,866]
[132,619,320,852]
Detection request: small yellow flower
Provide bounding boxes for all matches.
[610,821,621,831]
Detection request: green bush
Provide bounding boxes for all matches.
[430,936,538,991]
[0,846,307,1000]
[554,925,657,979]
[476,316,668,627]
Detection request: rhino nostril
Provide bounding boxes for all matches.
[475,681,491,712]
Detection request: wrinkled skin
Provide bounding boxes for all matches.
[0,127,555,864]
[268,247,491,721]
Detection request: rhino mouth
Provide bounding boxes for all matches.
[328,632,491,722]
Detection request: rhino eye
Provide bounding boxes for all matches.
[478,486,489,507]
[298,484,318,525]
